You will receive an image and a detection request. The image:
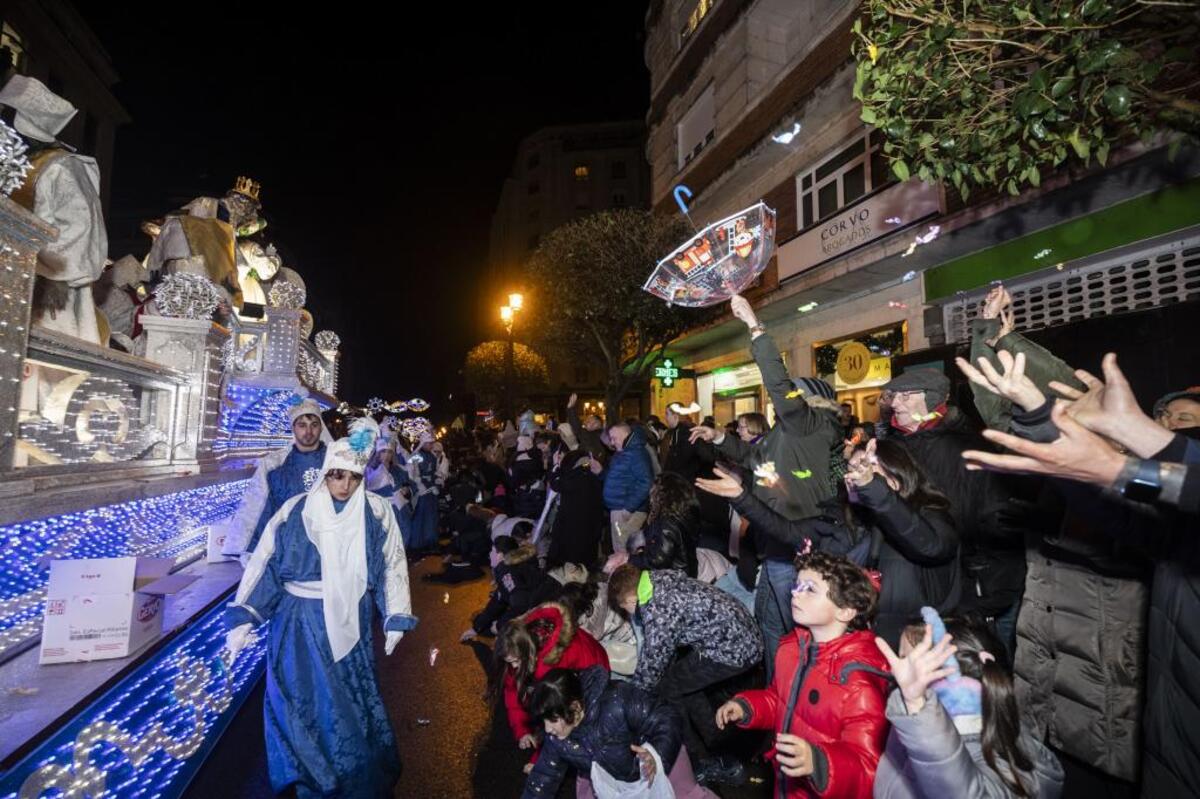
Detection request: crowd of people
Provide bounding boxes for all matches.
[223,288,1197,798]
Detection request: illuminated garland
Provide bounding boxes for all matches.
[155,274,220,320]
[0,119,32,196]
[314,330,340,351]
[267,280,305,310]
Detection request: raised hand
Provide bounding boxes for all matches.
[695,465,744,499]
[688,425,718,444]
[731,295,760,329]
[875,624,957,714]
[955,350,1046,412]
[1048,353,1172,457]
[962,401,1128,487]
[980,285,1011,320]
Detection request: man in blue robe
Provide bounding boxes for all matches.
[406,432,446,554]
[226,419,416,798]
[365,433,416,547]
[220,397,332,559]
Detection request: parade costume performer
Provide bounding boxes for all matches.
[365,433,416,547]
[225,418,417,798]
[0,75,107,344]
[220,398,334,559]
[407,432,443,553]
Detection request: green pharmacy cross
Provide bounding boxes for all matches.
[655,359,681,387]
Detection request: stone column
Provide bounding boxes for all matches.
[0,197,54,469]
[138,315,230,470]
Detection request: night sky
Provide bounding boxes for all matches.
[78,4,650,420]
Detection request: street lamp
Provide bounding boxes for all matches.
[500,294,524,422]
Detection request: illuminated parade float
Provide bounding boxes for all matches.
[0,120,342,795]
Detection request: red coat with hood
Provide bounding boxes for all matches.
[734,627,891,798]
[503,603,610,746]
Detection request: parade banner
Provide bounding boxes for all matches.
[644,202,777,307]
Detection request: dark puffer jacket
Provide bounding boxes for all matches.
[521,665,681,799]
[471,544,548,635]
[602,426,655,513]
[732,480,959,648]
[715,334,841,562]
[882,407,1024,616]
[1014,480,1151,783]
[1139,434,1200,796]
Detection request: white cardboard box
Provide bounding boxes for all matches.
[204,524,235,563]
[39,557,199,665]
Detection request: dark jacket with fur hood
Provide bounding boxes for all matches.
[472,544,548,634]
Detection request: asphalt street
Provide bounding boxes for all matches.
[185,556,773,798]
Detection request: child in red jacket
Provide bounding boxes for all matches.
[715,551,891,798]
[494,602,610,769]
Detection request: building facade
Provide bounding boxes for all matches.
[486,121,653,413]
[2,0,130,216]
[645,0,1200,426]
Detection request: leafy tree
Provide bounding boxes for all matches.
[525,209,705,425]
[464,340,549,409]
[852,0,1199,199]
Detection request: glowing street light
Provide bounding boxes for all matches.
[508,292,524,311]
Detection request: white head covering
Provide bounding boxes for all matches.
[668,402,701,416]
[302,417,378,661]
[0,76,77,143]
[289,397,334,445]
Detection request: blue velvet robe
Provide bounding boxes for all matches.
[246,443,327,555]
[408,450,440,552]
[367,462,416,548]
[228,492,417,798]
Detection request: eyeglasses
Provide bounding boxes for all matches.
[325,469,363,482]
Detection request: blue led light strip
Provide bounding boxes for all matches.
[0,594,268,799]
[0,481,250,662]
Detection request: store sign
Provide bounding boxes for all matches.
[836,343,872,384]
[778,180,941,281]
[835,356,893,390]
[655,359,681,387]
[712,362,761,393]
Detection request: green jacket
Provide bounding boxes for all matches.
[967,318,1085,432]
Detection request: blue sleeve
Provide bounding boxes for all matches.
[620,683,683,775]
[245,481,280,555]
[520,737,569,799]
[226,504,294,629]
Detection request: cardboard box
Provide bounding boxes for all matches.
[204,524,235,563]
[39,557,198,665]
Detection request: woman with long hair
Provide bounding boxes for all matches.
[629,472,703,577]
[493,602,609,770]
[874,613,1064,798]
[696,437,960,647]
